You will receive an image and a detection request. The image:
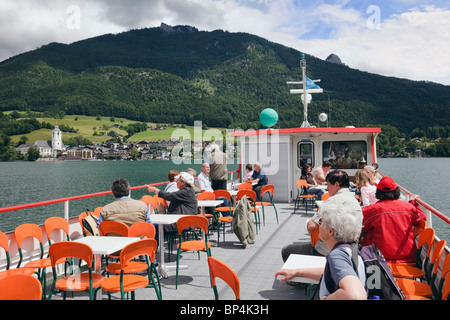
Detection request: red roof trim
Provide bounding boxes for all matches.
[230,127,382,137]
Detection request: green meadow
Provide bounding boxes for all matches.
[9,114,228,145]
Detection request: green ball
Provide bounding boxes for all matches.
[260,108,278,127]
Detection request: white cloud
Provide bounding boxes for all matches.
[0,0,448,85]
[272,3,450,85]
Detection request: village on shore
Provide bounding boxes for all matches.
[15,124,233,161]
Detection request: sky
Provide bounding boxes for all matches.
[0,0,449,85]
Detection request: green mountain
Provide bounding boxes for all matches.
[1,23,449,133]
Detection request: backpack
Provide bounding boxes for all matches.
[323,243,405,300]
[82,209,99,237]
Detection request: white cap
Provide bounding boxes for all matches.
[176,172,194,185]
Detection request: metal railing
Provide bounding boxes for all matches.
[0,170,241,222]
[0,169,447,228]
[375,171,449,227]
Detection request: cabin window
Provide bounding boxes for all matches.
[297,141,314,168]
[322,141,367,169]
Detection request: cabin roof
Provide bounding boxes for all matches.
[230,127,382,137]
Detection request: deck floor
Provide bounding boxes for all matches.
[49,201,318,301]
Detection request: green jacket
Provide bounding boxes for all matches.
[232,196,255,249]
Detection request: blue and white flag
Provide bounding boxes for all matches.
[305,76,320,90]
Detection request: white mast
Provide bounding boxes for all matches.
[287,54,323,127]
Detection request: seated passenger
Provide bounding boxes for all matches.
[98,177,151,228]
[300,164,326,200]
[281,170,361,261]
[250,161,268,201]
[164,170,179,193]
[244,164,253,181]
[275,203,367,300]
[363,165,380,185]
[312,161,332,185]
[361,176,426,263]
[354,170,377,207]
[147,172,198,231]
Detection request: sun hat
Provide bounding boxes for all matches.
[377,176,397,191]
[176,172,194,185]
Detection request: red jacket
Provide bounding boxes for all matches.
[361,199,426,263]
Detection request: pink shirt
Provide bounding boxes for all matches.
[312,167,326,185]
[360,184,378,207]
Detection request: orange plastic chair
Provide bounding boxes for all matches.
[140,195,157,214]
[197,192,216,219]
[105,222,157,280]
[0,231,35,280]
[238,182,252,191]
[396,239,447,298]
[99,220,129,237]
[254,184,278,224]
[99,220,129,262]
[101,239,161,300]
[45,217,70,245]
[388,222,429,279]
[47,241,104,300]
[0,274,42,300]
[435,254,450,299]
[294,180,316,214]
[207,257,240,300]
[237,190,260,232]
[154,195,168,214]
[406,253,450,300]
[198,192,216,200]
[443,276,450,300]
[413,220,427,239]
[15,223,66,299]
[94,207,103,216]
[214,190,235,246]
[129,221,156,239]
[388,227,435,274]
[214,190,235,215]
[309,228,320,247]
[175,215,211,289]
[321,192,330,201]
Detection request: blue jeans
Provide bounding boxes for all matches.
[307,187,326,200]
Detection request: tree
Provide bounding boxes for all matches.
[19,136,29,145]
[27,145,40,161]
[130,146,139,160]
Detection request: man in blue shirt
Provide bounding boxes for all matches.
[251,162,268,201]
[97,178,151,228]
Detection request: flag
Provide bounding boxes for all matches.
[305,76,320,89]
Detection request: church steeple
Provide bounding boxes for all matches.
[52,124,63,152]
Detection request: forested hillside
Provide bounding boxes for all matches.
[0,24,449,134]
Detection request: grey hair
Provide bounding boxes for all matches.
[321,204,363,243]
[364,165,375,174]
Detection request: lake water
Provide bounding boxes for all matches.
[0,158,448,241]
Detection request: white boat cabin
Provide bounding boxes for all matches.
[231,127,381,203]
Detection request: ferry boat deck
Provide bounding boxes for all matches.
[51,201,313,301]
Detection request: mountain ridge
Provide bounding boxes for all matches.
[0,23,449,133]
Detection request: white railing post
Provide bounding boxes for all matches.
[64,200,69,221]
[426,209,433,229]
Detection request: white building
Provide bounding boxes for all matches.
[51,124,63,155]
[15,124,66,158]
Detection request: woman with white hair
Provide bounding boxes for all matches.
[275,203,367,300]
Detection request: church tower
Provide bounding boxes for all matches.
[52,124,63,156]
